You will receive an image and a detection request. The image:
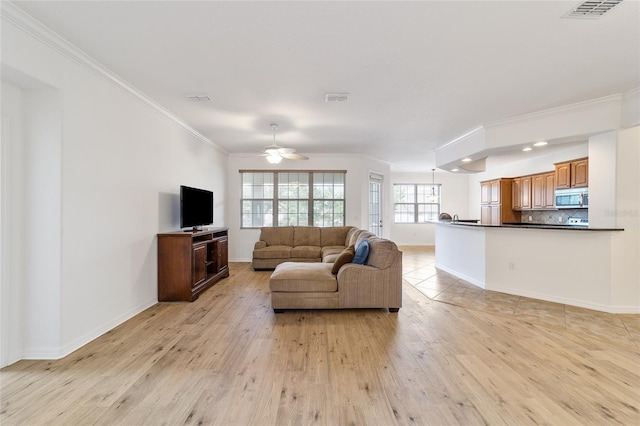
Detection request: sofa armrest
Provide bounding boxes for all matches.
[337,262,402,309]
[254,241,267,250]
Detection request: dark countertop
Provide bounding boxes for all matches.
[435,220,623,231]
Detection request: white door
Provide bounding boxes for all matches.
[369,174,383,236]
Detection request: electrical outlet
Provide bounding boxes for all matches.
[528,215,533,222]
[558,216,563,223]
[508,262,516,270]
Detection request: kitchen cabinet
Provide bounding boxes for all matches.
[480,178,517,225]
[555,158,588,189]
[521,176,532,209]
[512,176,532,211]
[513,171,555,211]
[532,172,555,209]
[571,159,588,188]
[532,174,545,209]
[512,178,522,210]
[544,172,555,208]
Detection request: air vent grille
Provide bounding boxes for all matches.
[185,93,211,101]
[563,0,623,19]
[325,93,350,102]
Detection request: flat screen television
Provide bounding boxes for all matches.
[180,185,213,230]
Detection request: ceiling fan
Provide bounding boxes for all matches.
[261,124,308,164]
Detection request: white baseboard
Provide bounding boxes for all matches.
[22,298,157,360]
[434,263,485,289]
[487,285,640,314]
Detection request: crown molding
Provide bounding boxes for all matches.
[434,125,485,152]
[484,93,623,130]
[1,2,225,153]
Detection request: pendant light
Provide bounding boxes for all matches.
[431,168,436,196]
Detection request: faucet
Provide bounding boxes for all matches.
[453,214,459,222]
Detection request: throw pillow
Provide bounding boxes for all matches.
[331,245,355,274]
[352,239,370,265]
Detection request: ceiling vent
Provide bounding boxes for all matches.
[325,93,350,102]
[562,0,623,19]
[185,93,211,101]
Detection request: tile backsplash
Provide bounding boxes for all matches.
[516,209,588,225]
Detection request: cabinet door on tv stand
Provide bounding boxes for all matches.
[215,237,229,273]
[192,244,207,286]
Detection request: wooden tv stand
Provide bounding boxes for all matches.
[157,227,229,301]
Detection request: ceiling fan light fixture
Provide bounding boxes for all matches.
[261,123,308,163]
[266,154,282,164]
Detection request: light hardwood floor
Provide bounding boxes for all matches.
[2,248,639,425]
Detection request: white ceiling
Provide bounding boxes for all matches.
[10,0,640,172]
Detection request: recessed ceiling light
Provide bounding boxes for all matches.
[523,147,533,152]
[533,141,548,147]
[451,168,459,172]
[462,158,472,162]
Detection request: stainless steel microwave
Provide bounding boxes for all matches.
[555,188,588,209]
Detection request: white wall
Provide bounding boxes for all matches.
[227,154,391,261]
[610,126,640,309]
[485,228,617,311]
[390,171,470,245]
[589,131,617,228]
[1,82,25,367]
[1,11,227,363]
[23,88,63,357]
[435,224,485,287]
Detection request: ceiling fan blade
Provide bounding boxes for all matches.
[263,144,279,152]
[281,153,309,160]
[277,147,295,155]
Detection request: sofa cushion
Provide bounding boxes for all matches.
[320,226,352,247]
[321,245,345,257]
[270,262,337,292]
[294,226,321,247]
[331,246,355,274]
[352,239,370,264]
[321,245,346,263]
[253,245,292,259]
[291,245,321,259]
[260,226,294,247]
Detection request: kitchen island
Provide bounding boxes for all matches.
[434,221,632,313]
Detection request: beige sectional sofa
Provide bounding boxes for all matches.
[252,225,362,270]
[253,226,403,313]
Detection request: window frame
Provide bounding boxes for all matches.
[393,183,441,224]
[240,170,346,228]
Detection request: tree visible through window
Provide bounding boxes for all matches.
[241,171,346,228]
[394,184,440,223]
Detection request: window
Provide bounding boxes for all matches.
[241,171,345,228]
[393,184,440,223]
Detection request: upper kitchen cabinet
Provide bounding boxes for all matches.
[512,178,522,210]
[480,178,517,225]
[514,172,554,210]
[571,158,588,188]
[512,176,531,211]
[532,172,555,209]
[555,158,588,189]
